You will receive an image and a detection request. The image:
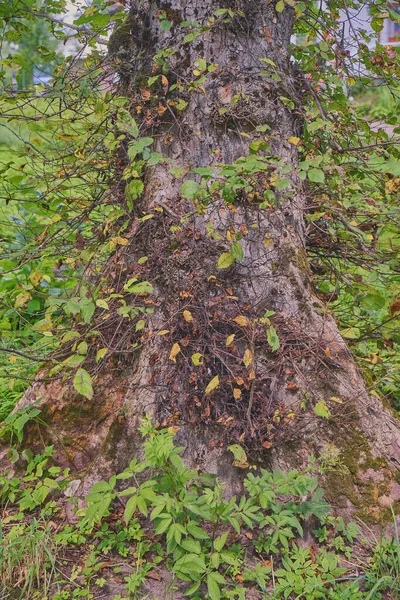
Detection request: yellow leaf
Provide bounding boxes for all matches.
[109,236,129,250]
[8,355,17,364]
[205,375,219,395]
[233,315,250,327]
[330,396,343,404]
[233,388,241,399]
[191,353,203,366]
[183,310,193,322]
[15,291,31,309]
[29,271,43,286]
[288,136,301,146]
[226,334,235,346]
[243,348,253,367]
[157,329,170,336]
[169,343,181,362]
[167,426,180,434]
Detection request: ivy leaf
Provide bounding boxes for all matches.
[308,168,325,183]
[314,400,331,419]
[73,368,93,400]
[181,180,200,199]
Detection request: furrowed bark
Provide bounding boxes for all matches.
[13,0,400,513]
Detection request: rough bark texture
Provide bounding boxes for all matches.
[12,0,400,512]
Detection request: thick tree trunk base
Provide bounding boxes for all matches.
[4,0,400,523]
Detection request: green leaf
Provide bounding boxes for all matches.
[341,327,360,339]
[230,242,244,262]
[126,179,144,201]
[360,292,386,311]
[96,348,108,362]
[186,523,209,540]
[96,299,109,310]
[217,252,234,269]
[73,369,93,400]
[207,572,222,600]
[308,168,325,183]
[124,495,137,523]
[128,137,153,160]
[124,279,154,294]
[213,532,229,552]
[267,326,280,351]
[314,400,331,419]
[275,0,285,12]
[181,538,201,553]
[181,180,200,199]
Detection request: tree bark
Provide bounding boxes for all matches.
[14,0,400,508]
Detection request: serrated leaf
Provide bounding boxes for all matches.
[314,400,331,419]
[207,572,221,600]
[214,532,229,552]
[205,375,219,395]
[267,326,280,351]
[73,368,93,400]
[169,343,181,363]
[124,495,137,523]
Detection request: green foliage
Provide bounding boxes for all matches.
[0,422,399,598]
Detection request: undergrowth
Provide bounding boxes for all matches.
[0,416,399,599]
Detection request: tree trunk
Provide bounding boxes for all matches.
[15,0,400,509]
